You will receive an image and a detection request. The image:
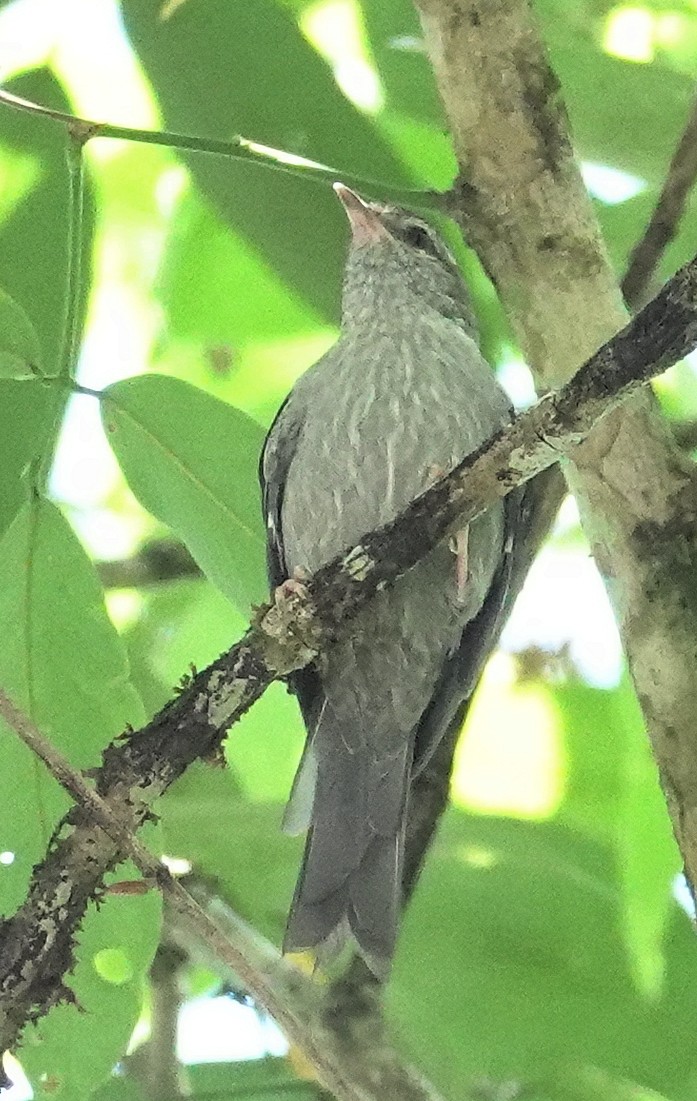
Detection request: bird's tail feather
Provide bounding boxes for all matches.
[283,730,411,977]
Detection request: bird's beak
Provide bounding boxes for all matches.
[333,182,389,246]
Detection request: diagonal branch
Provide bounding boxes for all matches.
[2,253,697,1068]
[622,91,697,311]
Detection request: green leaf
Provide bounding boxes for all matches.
[599,188,697,303]
[0,69,94,535]
[187,1058,315,1101]
[376,110,457,192]
[225,681,304,805]
[124,577,246,715]
[0,285,42,378]
[0,497,160,1098]
[161,763,298,944]
[544,24,694,186]
[124,570,304,805]
[23,887,161,1101]
[157,185,322,345]
[91,1077,146,1101]
[121,0,412,322]
[614,679,680,998]
[555,678,626,845]
[526,1063,676,1101]
[392,813,697,1096]
[102,375,267,611]
[125,574,304,802]
[555,675,679,998]
[0,499,145,910]
[362,0,445,126]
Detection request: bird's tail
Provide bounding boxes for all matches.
[283,737,411,979]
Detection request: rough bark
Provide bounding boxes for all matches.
[415,0,697,895]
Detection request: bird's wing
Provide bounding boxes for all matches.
[411,483,530,777]
[259,394,300,589]
[259,393,326,816]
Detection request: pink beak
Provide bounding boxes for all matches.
[334,182,389,246]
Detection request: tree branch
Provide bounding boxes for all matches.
[417,0,627,390]
[622,91,697,311]
[0,689,447,1101]
[2,255,697,1070]
[415,0,697,915]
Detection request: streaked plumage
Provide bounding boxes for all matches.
[260,186,519,976]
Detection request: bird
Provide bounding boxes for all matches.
[259,184,522,979]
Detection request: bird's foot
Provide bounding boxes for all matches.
[274,566,310,606]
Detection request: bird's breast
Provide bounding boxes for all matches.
[281,320,510,575]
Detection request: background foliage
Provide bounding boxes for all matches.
[2,0,697,1098]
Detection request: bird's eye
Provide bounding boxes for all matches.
[401,222,441,258]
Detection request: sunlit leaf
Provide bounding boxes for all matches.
[0,69,94,536]
[102,374,267,612]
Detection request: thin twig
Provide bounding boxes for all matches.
[2,252,697,1068]
[0,688,446,1101]
[622,92,697,310]
[0,87,439,212]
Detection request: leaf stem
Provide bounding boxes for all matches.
[59,130,86,380]
[34,129,87,493]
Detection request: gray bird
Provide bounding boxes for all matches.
[260,185,521,978]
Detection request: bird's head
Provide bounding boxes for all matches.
[333,183,477,338]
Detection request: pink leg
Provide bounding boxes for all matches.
[450,526,469,605]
